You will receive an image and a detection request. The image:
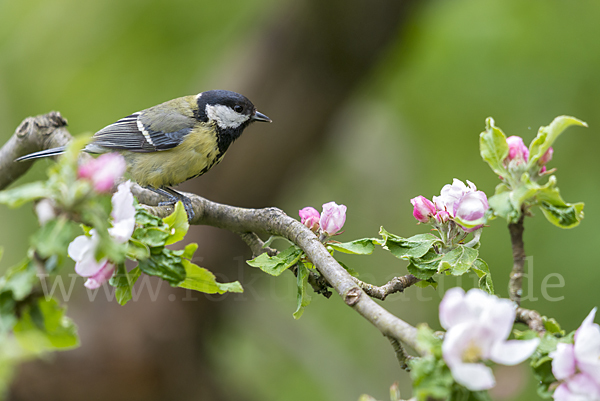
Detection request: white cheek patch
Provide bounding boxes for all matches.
[205,104,249,129]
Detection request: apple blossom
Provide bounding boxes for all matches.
[440,288,540,391]
[410,196,437,223]
[68,180,136,288]
[299,207,320,231]
[319,202,347,236]
[67,230,113,289]
[550,308,600,400]
[78,153,126,193]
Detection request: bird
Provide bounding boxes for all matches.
[15,90,271,220]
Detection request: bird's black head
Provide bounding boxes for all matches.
[195,90,271,153]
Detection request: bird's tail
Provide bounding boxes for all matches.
[15,146,67,162]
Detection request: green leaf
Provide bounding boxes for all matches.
[329,238,376,255]
[410,250,443,271]
[135,205,165,227]
[133,227,170,248]
[0,259,38,301]
[181,243,198,260]
[410,326,453,400]
[528,116,587,167]
[246,246,304,276]
[414,278,437,289]
[0,292,17,334]
[542,317,564,335]
[30,217,79,260]
[479,117,509,177]
[406,262,436,280]
[293,262,312,319]
[439,245,478,276]
[0,182,48,208]
[13,298,79,352]
[178,260,243,294]
[380,228,441,259]
[110,265,141,306]
[163,201,189,245]
[126,239,150,260]
[471,259,494,294]
[138,248,186,285]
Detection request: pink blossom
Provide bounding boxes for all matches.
[550,308,600,400]
[440,288,540,391]
[319,202,346,236]
[432,179,488,231]
[410,196,437,223]
[506,136,529,162]
[299,207,320,231]
[67,230,114,288]
[78,153,126,193]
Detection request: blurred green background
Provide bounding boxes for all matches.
[1,0,599,400]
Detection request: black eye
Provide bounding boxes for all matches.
[234,105,243,113]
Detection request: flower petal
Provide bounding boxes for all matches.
[574,308,600,384]
[490,338,540,366]
[550,343,577,381]
[439,287,467,329]
[450,363,496,391]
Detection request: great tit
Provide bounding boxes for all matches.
[16,90,271,219]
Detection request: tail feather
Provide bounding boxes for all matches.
[15,146,67,162]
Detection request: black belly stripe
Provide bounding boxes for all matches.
[182,151,226,183]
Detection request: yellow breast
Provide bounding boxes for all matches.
[123,125,223,188]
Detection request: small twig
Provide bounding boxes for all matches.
[387,336,413,371]
[238,231,332,298]
[508,212,526,305]
[238,231,278,257]
[515,307,546,334]
[352,274,421,300]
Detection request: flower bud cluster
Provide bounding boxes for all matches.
[410,179,488,237]
[504,135,553,177]
[299,201,346,239]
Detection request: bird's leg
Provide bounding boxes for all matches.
[144,186,195,221]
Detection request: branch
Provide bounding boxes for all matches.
[139,195,420,351]
[515,307,546,334]
[387,336,414,370]
[353,274,421,301]
[1,112,422,354]
[508,212,526,305]
[0,112,73,190]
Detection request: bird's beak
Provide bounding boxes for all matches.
[252,110,272,123]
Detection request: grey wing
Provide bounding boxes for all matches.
[89,113,155,153]
[90,108,194,153]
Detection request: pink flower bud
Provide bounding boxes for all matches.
[410,196,436,223]
[299,207,320,231]
[78,153,127,193]
[539,147,553,165]
[506,136,529,162]
[435,210,450,224]
[319,202,346,236]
